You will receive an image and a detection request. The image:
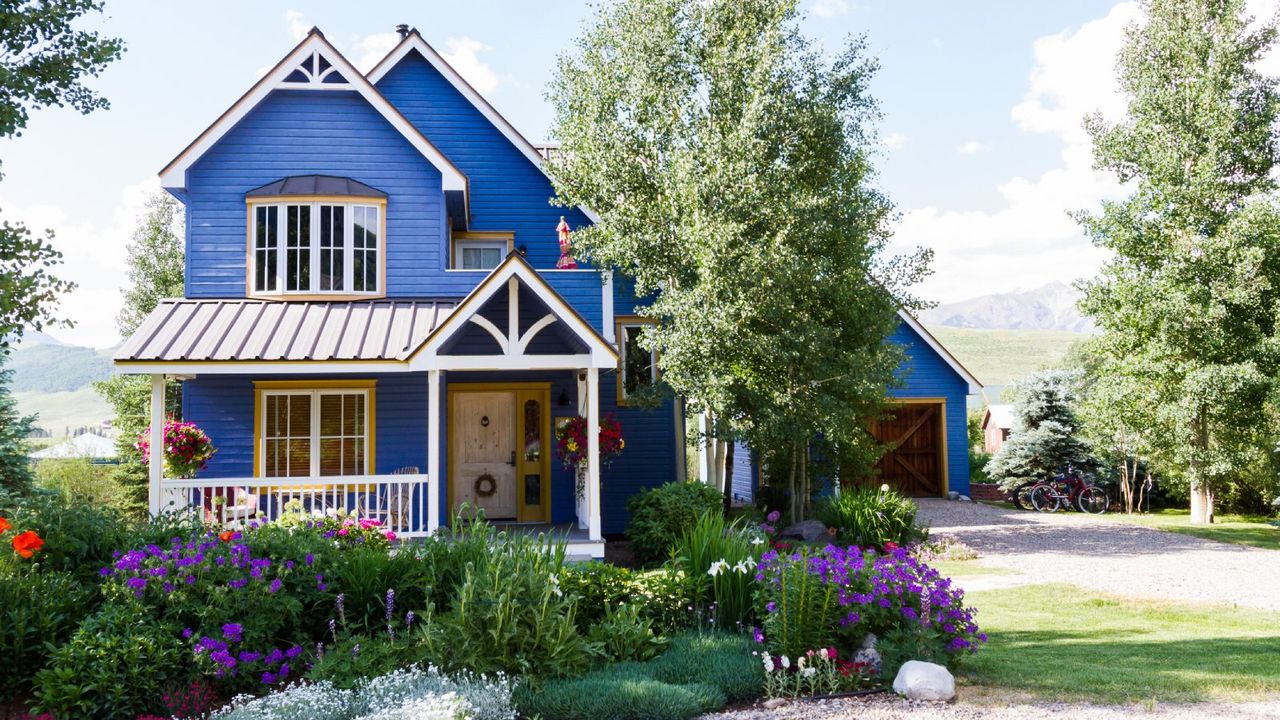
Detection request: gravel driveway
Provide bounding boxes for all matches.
[913,498,1280,610]
[701,694,1280,719]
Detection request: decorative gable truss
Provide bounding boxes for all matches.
[158,28,469,209]
[410,253,618,371]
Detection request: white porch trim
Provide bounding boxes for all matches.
[427,369,442,533]
[586,367,602,542]
[149,374,165,516]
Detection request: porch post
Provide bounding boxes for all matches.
[586,367,602,542]
[148,374,165,517]
[698,411,715,485]
[427,369,441,534]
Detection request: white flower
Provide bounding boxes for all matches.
[763,655,775,673]
[780,655,791,670]
[880,483,890,492]
[707,559,729,577]
[797,655,806,670]
[802,667,817,679]
[549,574,562,597]
[751,537,765,545]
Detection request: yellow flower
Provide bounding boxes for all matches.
[567,440,578,452]
[619,440,625,449]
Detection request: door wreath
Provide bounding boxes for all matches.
[474,471,497,498]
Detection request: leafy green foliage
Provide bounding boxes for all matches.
[547,0,930,522]
[588,601,670,662]
[0,489,131,580]
[33,605,192,719]
[0,360,34,493]
[673,511,762,626]
[1077,0,1280,523]
[306,635,431,690]
[627,480,724,564]
[0,570,96,702]
[813,485,927,548]
[984,370,1097,491]
[559,560,699,635]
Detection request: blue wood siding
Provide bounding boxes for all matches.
[887,320,971,495]
[729,440,755,503]
[374,52,595,270]
[184,90,446,298]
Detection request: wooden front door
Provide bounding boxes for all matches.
[870,402,945,497]
[450,391,517,518]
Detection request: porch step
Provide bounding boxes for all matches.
[565,554,596,563]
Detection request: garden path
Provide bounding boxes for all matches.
[702,694,1280,719]
[914,498,1280,611]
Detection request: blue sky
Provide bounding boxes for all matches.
[0,0,1217,347]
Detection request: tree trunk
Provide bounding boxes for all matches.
[798,442,809,521]
[788,443,799,524]
[1189,412,1215,524]
[723,439,735,512]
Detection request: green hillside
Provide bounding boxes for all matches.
[924,326,1086,389]
[9,344,114,393]
[15,387,114,437]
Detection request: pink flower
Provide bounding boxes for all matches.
[337,529,349,536]
[384,531,397,541]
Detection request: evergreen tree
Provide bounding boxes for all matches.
[0,356,34,494]
[1078,0,1280,523]
[985,370,1096,491]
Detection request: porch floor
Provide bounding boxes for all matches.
[492,522,591,543]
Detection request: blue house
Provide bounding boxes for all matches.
[115,27,979,557]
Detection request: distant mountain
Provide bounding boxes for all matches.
[918,282,1095,333]
[5,341,115,438]
[3,329,67,348]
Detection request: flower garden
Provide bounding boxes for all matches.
[0,479,984,720]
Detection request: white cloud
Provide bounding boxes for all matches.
[440,36,501,93]
[880,132,909,150]
[889,2,1143,304]
[956,141,991,155]
[4,178,161,348]
[812,0,849,18]
[284,9,309,42]
[352,32,401,74]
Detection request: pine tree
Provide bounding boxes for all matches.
[0,357,35,494]
[985,371,1096,491]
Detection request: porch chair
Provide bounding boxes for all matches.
[356,466,418,531]
[220,487,260,527]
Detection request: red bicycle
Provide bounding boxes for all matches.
[1029,466,1109,514]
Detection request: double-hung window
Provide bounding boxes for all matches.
[616,317,658,404]
[258,384,374,478]
[250,200,383,296]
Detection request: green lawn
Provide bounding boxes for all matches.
[960,583,1280,703]
[1110,509,1280,551]
[928,559,1018,578]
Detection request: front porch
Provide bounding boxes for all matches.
[124,254,623,558]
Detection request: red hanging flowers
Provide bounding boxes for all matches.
[555,413,624,469]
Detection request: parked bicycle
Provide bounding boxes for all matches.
[1029,466,1109,514]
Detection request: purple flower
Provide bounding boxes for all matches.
[405,611,415,630]
[261,671,275,684]
[222,623,243,642]
[305,553,315,566]
[765,602,777,613]
[182,627,194,639]
[269,578,283,594]
[752,627,765,644]
[766,510,781,523]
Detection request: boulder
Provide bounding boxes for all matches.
[892,660,955,702]
[958,495,972,503]
[778,520,829,543]
[948,491,960,500]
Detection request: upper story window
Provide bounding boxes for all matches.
[450,231,513,271]
[616,317,658,404]
[246,176,387,298]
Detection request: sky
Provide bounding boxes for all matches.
[4,0,1277,348]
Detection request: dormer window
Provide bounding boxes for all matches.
[246,176,387,298]
[450,231,513,271]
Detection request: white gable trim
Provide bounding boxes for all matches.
[897,309,982,394]
[367,32,601,224]
[159,29,468,199]
[409,253,618,370]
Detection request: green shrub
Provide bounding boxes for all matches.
[417,524,597,679]
[647,632,763,703]
[307,635,432,689]
[631,567,699,634]
[627,481,723,565]
[813,485,926,549]
[327,543,434,636]
[1,489,131,581]
[33,604,194,719]
[517,664,723,720]
[588,602,669,662]
[560,560,636,628]
[0,570,97,702]
[35,458,129,510]
[673,512,762,627]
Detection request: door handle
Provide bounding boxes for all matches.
[509,451,516,466]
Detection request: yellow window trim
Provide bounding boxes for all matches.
[450,230,514,270]
[615,315,659,406]
[244,198,388,301]
[253,380,378,483]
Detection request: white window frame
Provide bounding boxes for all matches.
[453,239,508,270]
[248,199,384,297]
[259,388,373,478]
[616,318,659,404]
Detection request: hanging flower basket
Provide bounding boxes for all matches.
[137,420,217,479]
[556,414,624,503]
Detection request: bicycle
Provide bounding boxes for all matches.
[1029,466,1109,514]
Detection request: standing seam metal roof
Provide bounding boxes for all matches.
[115,299,455,363]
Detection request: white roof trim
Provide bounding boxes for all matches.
[160,29,468,198]
[897,309,982,394]
[410,253,618,370]
[367,32,601,224]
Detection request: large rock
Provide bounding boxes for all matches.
[778,520,829,543]
[892,660,955,702]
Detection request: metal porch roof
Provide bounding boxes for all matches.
[115,299,455,363]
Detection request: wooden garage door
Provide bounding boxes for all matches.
[869,402,944,497]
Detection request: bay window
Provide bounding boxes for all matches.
[249,199,383,296]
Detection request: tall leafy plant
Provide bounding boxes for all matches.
[674,511,761,627]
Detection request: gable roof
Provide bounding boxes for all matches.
[897,309,983,394]
[367,30,601,224]
[159,28,469,208]
[410,252,617,369]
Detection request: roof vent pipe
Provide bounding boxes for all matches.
[396,24,410,39]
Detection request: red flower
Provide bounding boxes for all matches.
[883,541,899,551]
[0,517,10,535]
[218,530,235,543]
[12,530,44,558]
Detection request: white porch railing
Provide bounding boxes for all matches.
[155,474,434,538]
